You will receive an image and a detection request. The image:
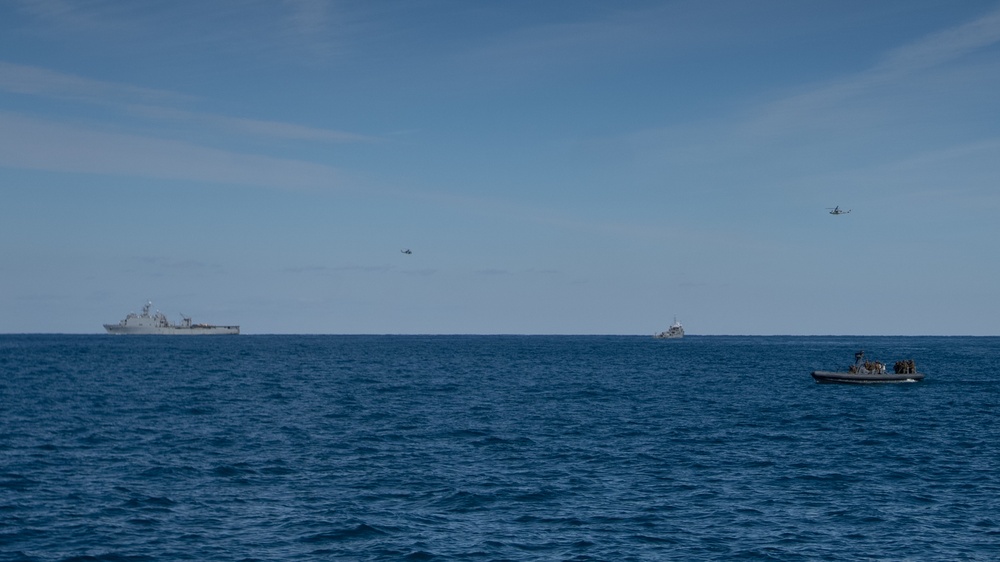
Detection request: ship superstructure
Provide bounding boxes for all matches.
[654,318,684,339]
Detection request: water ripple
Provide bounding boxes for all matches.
[2,335,999,560]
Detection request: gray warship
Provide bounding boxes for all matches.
[104,301,239,335]
[654,318,684,339]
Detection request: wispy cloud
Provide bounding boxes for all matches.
[283,264,395,274]
[455,5,669,76]
[745,5,1000,137]
[11,0,386,68]
[126,105,376,143]
[401,268,436,276]
[452,1,781,78]
[0,61,375,143]
[475,268,509,276]
[0,112,345,190]
[874,7,1000,76]
[283,265,333,274]
[279,0,338,59]
[0,61,191,105]
[839,139,1000,205]
[611,5,1000,190]
[283,0,332,38]
[125,256,221,272]
[11,0,124,31]
[331,265,395,273]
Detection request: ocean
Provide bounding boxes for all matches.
[1,335,998,561]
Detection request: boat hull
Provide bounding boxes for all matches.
[811,370,924,384]
[104,301,239,335]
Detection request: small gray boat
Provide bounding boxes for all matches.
[654,317,684,339]
[811,350,924,384]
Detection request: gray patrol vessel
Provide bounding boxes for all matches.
[104,301,239,335]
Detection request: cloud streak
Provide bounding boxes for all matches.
[874,6,1000,76]
[125,105,377,143]
[611,5,1000,188]
[0,112,345,190]
[12,0,362,64]
[0,61,374,144]
[0,61,191,105]
[747,6,1000,136]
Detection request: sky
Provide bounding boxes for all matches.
[2,0,1000,335]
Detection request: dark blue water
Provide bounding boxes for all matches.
[2,335,999,561]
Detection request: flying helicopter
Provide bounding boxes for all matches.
[827,206,851,215]
[401,249,412,254]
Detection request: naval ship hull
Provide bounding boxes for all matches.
[104,325,239,335]
[104,301,239,335]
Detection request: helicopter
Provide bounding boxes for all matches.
[401,249,412,255]
[827,206,851,215]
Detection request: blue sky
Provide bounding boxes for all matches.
[2,0,999,335]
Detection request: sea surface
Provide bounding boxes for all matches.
[2,335,999,561]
